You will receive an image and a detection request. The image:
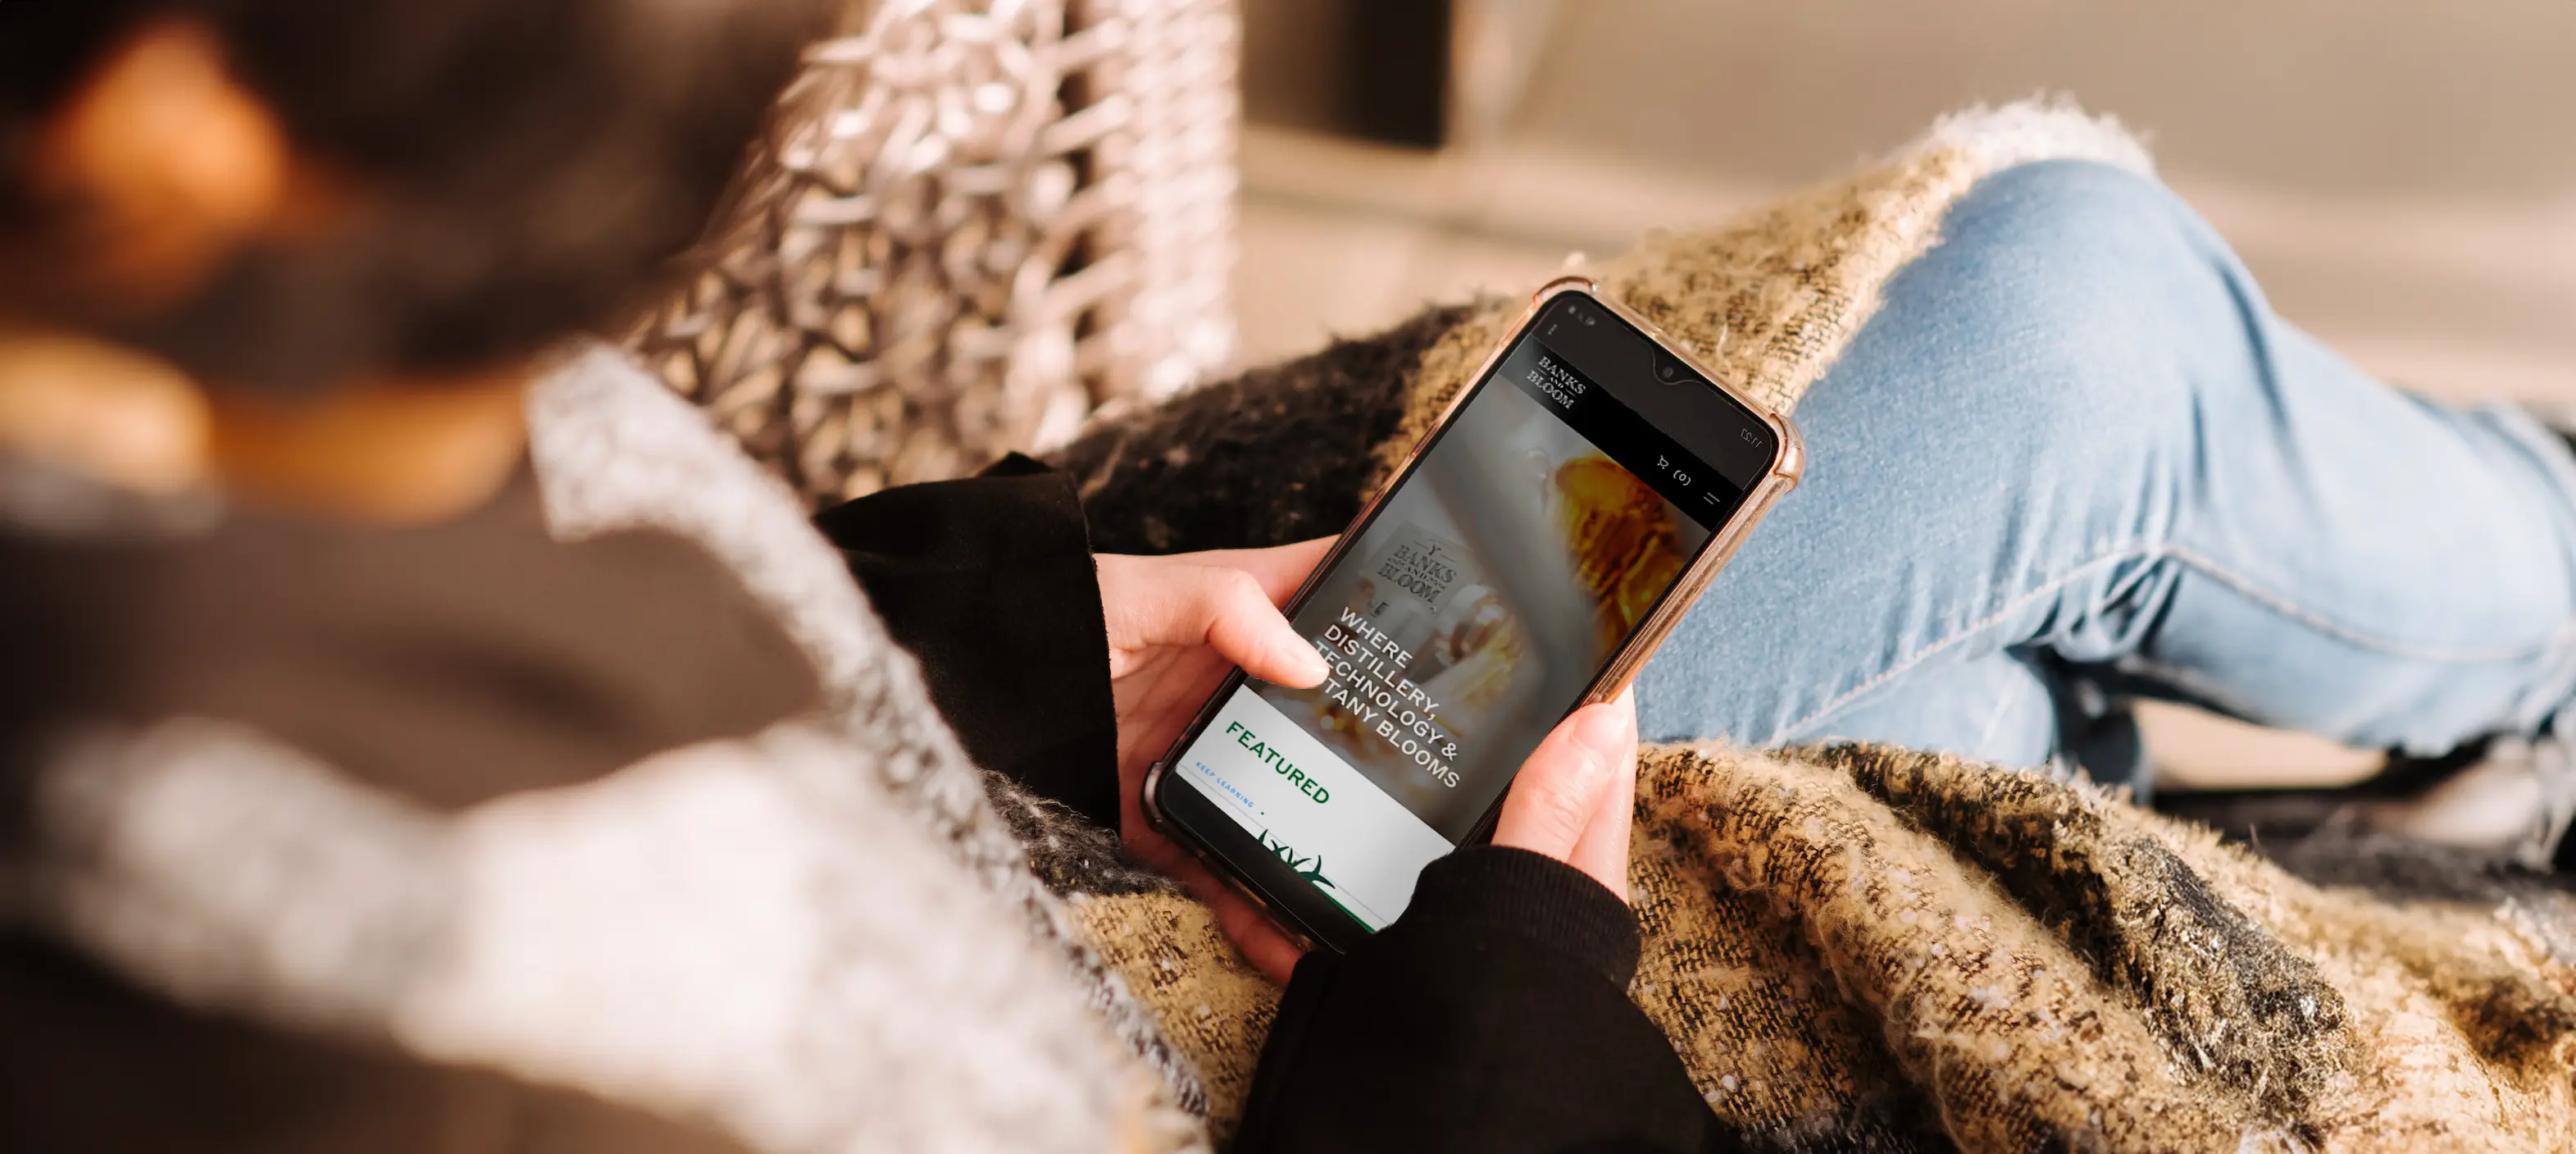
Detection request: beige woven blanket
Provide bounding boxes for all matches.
[1076,739,2576,1151]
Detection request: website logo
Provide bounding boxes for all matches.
[1256,828,1333,888]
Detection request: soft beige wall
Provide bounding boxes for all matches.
[1510,1,2576,405]
[1514,0,2576,198]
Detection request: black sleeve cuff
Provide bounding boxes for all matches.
[1395,846,1642,988]
[1236,846,1725,1154]
[812,454,1121,828]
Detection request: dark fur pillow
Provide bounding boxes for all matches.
[1047,304,1475,555]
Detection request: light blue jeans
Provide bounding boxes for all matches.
[1636,159,2576,789]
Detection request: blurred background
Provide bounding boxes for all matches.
[1227,0,2576,787]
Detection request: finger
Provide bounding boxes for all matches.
[1125,819,1305,983]
[1113,562,1327,687]
[1183,537,1333,606]
[1203,881,1305,983]
[1491,700,1629,881]
[1564,690,1638,902]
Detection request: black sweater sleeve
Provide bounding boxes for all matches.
[1236,846,1740,1154]
[812,454,1122,828]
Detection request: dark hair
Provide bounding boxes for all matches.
[0,0,837,390]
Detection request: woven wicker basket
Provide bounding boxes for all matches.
[634,0,1241,505]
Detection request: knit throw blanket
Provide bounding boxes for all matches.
[1040,102,2576,1152]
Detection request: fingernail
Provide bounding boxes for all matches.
[1572,703,1629,759]
[1287,641,1330,685]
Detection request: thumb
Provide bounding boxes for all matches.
[1492,696,1636,892]
[1108,559,1328,687]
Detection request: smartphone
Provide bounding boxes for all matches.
[1140,277,1805,952]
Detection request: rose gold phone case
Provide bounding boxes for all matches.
[1545,276,1808,700]
[1140,276,1805,946]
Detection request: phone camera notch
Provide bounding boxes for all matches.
[1653,349,1694,386]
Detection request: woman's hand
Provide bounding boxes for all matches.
[1099,540,1641,980]
[1099,539,1332,981]
[1491,690,1639,902]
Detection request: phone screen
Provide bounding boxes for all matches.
[1158,294,1776,936]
